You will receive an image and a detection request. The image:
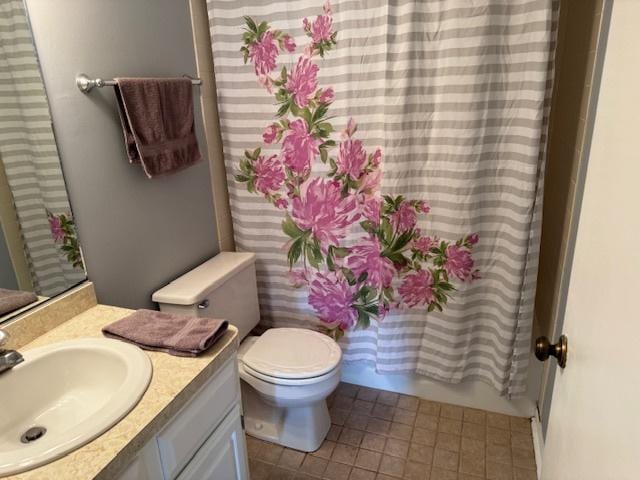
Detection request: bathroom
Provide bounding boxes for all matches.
[0,0,637,478]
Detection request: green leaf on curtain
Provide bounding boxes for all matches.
[282,216,304,238]
[243,16,258,34]
[357,309,370,329]
[287,237,304,266]
[276,101,290,117]
[380,218,393,243]
[305,241,323,268]
[312,103,328,123]
[393,231,414,251]
[257,21,269,37]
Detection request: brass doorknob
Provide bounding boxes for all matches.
[535,335,568,368]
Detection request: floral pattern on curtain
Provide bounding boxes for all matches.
[236,9,480,341]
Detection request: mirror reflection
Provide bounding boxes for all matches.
[0,0,86,320]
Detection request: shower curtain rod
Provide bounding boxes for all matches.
[75,73,202,94]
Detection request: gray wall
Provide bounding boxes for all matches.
[0,230,18,290]
[24,0,218,309]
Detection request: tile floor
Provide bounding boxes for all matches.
[247,382,537,480]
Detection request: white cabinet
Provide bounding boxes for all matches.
[117,355,249,480]
[117,440,164,480]
[157,357,241,478]
[177,405,248,480]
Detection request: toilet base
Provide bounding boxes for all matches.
[240,380,331,452]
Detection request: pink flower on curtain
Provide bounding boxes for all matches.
[318,87,334,104]
[287,269,309,287]
[46,210,84,270]
[362,197,382,226]
[274,198,288,209]
[311,14,333,43]
[342,117,358,139]
[337,138,367,180]
[358,168,382,195]
[417,200,430,214]
[281,119,320,176]
[444,245,475,281]
[48,216,64,242]
[282,35,296,52]
[254,155,285,194]
[346,236,395,289]
[390,201,417,233]
[249,31,279,76]
[308,1,334,44]
[309,271,358,330]
[413,235,437,255]
[263,124,278,144]
[291,178,359,249]
[286,56,319,108]
[399,270,435,307]
[371,148,382,167]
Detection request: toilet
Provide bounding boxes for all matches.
[152,252,342,452]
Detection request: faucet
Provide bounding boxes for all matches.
[0,330,23,374]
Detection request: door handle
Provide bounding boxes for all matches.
[535,335,568,368]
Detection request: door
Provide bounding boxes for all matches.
[541,1,640,479]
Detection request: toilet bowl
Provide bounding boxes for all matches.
[237,329,341,452]
[152,253,343,452]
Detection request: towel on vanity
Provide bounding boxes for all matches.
[113,77,202,178]
[0,288,38,316]
[102,309,228,357]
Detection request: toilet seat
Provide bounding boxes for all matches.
[240,361,340,386]
[239,328,342,385]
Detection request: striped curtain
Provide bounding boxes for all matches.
[207,0,556,396]
[0,0,85,296]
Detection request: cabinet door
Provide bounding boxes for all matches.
[177,404,249,480]
[117,439,164,480]
[157,356,239,479]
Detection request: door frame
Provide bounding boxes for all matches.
[537,0,614,439]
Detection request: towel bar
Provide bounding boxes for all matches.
[75,73,202,94]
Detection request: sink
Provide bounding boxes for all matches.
[0,338,152,476]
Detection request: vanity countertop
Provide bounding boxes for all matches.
[5,304,239,480]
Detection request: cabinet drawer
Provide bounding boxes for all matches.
[157,355,239,479]
[177,404,248,480]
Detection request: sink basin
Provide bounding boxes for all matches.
[0,338,152,476]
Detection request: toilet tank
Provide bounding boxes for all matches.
[152,252,260,340]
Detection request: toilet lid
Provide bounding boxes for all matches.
[242,328,342,379]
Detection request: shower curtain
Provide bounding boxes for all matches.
[207,0,556,396]
[0,0,85,296]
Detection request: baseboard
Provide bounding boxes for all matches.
[531,407,544,479]
[340,361,537,417]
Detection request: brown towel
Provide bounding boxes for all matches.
[113,77,202,178]
[102,309,228,357]
[0,288,38,316]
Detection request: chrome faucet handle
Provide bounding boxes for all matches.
[0,330,23,374]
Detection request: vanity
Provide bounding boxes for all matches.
[1,284,249,480]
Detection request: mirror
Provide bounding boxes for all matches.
[0,0,86,321]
